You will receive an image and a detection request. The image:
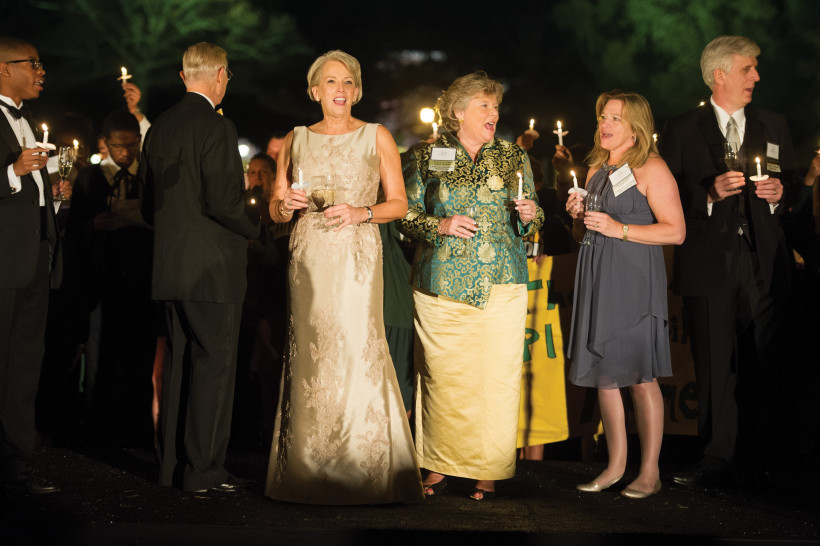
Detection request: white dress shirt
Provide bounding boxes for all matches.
[1,93,46,206]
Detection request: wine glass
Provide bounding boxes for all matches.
[309,174,335,212]
[56,146,76,201]
[723,142,740,172]
[580,193,602,246]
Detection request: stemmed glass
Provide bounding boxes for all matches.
[309,174,336,212]
[723,142,740,172]
[55,146,76,201]
[580,193,602,246]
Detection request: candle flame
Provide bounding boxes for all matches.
[516,171,523,179]
[41,123,47,131]
[755,157,760,163]
[652,133,658,142]
[557,120,562,130]
[571,170,576,177]
[121,67,128,76]
[73,139,79,149]
[529,118,535,129]
[699,101,705,106]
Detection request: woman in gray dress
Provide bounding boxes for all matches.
[565,91,685,499]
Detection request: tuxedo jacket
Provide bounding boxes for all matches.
[0,113,61,289]
[139,93,259,304]
[660,104,798,298]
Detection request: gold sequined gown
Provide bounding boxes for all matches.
[265,124,423,504]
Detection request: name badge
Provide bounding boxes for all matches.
[608,163,637,197]
[429,147,456,172]
[766,142,781,173]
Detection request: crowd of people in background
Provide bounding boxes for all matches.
[1,32,818,503]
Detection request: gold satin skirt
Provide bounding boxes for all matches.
[412,284,527,480]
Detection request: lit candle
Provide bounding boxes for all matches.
[699,101,705,106]
[755,157,762,178]
[529,118,535,131]
[553,120,568,147]
[571,170,578,189]
[652,133,658,143]
[432,122,438,139]
[73,139,79,152]
[118,66,132,81]
[516,171,523,200]
[41,124,48,146]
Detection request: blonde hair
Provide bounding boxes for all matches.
[182,42,227,83]
[306,50,362,104]
[700,35,760,90]
[436,71,503,133]
[587,90,657,170]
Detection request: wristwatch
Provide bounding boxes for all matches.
[622,224,629,241]
[364,206,373,223]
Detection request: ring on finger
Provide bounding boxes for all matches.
[596,222,600,228]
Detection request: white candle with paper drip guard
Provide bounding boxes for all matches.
[567,169,587,197]
[292,167,311,192]
[118,66,132,81]
[35,123,55,151]
[750,156,768,182]
[553,120,568,146]
[516,171,523,200]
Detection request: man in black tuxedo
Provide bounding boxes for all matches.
[68,110,155,447]
[0,37,61,494]
[139,42,259,492]
[660,35,798,487]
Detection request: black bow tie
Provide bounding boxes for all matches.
[0,100,25,120]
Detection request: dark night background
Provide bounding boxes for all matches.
[2,0,819,167]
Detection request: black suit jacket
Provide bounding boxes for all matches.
[0,113,61,289]
[660,104,798,298]
[139,93,259,303]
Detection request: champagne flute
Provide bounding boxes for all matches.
[581,193,602,246]
[723,142,740,172]
[56,146,76,201]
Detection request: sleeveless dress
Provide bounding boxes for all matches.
[264,124,424,504]
[567,167,672,389]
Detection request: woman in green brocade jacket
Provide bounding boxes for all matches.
[397,72,544,501]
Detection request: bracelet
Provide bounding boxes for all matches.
[278,201,293,216]
[364,206,373,223]
[622,224,629,241]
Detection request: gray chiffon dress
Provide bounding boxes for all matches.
[567,166,672,389]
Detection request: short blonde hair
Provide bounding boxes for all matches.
[182,42,227,83]
[436,71,503,133]
[700,35,760,90]
[587,90,658,170]
[306,50,362,104]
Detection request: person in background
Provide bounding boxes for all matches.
[67,109,155,447]
[399,71,543,500]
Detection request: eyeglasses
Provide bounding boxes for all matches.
[223,66,233,81]
[3,58,43,70]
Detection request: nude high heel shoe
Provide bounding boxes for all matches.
[576,474,623,492]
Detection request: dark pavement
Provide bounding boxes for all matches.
[3,436,819,546]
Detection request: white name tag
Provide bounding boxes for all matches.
[766,142,780,160]
[429,147,456,172]
[608,163,637,197]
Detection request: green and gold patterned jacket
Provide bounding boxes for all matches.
[398,132,544,309]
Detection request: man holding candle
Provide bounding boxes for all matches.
[659,35,799,487]
[0,37,62,494]
[139,42,259,493]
